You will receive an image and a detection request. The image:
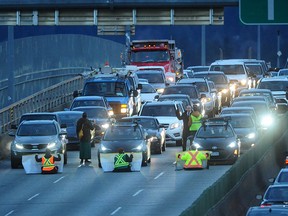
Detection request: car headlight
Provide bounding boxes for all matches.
[166,76,175,83]
[100,144,111,152]
[157,88,164,94]
[192,141,202,150]
[261,115,273,127]
[228,141,236,148]
[101,123,109,129]
[108,110,114,117]
[170,122,180,129]
[132,144,143,151]
[15,143,24,149]
[240,79,247,86]
[47,142,56,149]
[120,104,128,113]
[246,133,256,139]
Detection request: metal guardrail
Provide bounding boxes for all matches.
[0,75,84,135]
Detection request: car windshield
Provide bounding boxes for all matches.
[73,107,108,119]
[141,83,157,93]
[210,65,245,75]
[229,116,254,128]
[131,50,169,63]
[136,72,165,83]
[83,82,128,97]
[221,110,256,120]
[265,187,288,201]
[18,123,57,136]
[193,74,228,84]
[57,113,83,126]
[141,105,176,117]
[104,126,142,140]
[278,69,288,76]
[278,172,288,183]
[197,125,234,138]
[245,64,263,75]
[134,118,157,129]
[163,87,198,99]
[71,100,105,109]
[178,82,208,92]
[258,81,288,91]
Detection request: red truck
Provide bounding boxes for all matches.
[128,39,184,81]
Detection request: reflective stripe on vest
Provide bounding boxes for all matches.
[189,115,202,131]
[183,151,202,169]
[42,156,55,171]
[114,154,129,169]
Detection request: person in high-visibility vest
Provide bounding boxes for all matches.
[113,148,133,172]
[178,150,208,169]
[35,149,61,174]
[188,104,202,143]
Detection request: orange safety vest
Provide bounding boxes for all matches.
[42,156,55,171]
[180,151,206,169]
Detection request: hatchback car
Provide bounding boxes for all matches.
[123,116,166,154]
[98,121,151,167]
[191,117,240,164]
[261,184,288,206]
[9,120,68,168]
[220,113,258,152]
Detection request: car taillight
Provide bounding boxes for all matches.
[260,204,271,207]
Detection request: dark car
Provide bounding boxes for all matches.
[261,184,288,207]
[54,111,84,149]
[190,117,240,164]
[220,107,258,126]
[9,120,68,168]
[246,206,288,216]
[123,116,166,154]
[192,71,231,106]
[232,95,269,104]
[71,106,111,143]
[157,94,194,108]
[220,113,259,152]
[98,121,151,167]
[160,84,204,115]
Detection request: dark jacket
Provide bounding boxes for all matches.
[176,110,190,132]
[76,117,94,142]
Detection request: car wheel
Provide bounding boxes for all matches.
[64,151,67,165]
[162,141,166,151]
[141,153,148,166]
[11,153,20,169]
[176,139,182,146]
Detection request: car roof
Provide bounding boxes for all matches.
[222,106,255,111]
[21,112,57,116]
[72,106,107,110]
[240,89,273,94]
[143,101,181,106]
[193,71,226,75]
[259,76,288,82]
[232,100,268,105]
[54,111,84,115]
[72,96,104,101]
[178,78,206,83]
[21,120,57,125]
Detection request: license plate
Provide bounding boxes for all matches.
[211,152,219,156]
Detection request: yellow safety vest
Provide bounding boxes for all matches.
[189,115,202,131]
[180,151,206,169]
[42,156,55,171]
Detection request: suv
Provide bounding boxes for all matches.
[9,120,68,168]
[139,100,184,146]
[257,76,288,113]
[177,78,217,117]
[192,71,232,106]
[82,71,142,118]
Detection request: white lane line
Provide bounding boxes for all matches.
[110,207,122,215]
[53,176,65,183]
[4,210,14,216]
[154,172,164,180]
[132,189,144,197]
[27,193,40,201]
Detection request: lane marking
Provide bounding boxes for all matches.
[28,193,40,201]
[132,189,144,197]
[110,207,122,215]
[4,210,14,216]
[154,172,164,180]
[53,176,65,183]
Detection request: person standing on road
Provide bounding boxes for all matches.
[76,112,94,164]
[176,105,192,151]
[188,105,203,144]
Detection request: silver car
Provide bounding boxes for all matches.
[9,120,67,168]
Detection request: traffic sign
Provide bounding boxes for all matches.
[240,0,288,24]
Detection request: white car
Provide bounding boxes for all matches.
[138,100,184,146]
[139,82,159,104]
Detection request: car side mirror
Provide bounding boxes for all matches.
[137,83,143,90]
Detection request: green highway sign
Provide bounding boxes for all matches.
[240,0,288,24]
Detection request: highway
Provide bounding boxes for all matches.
[0,144,231,216]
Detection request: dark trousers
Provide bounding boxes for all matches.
[182,132,188,151]
[41,166,58,174]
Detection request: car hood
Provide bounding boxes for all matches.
[101,139,144,152]
[15,135,58,144]
[233,128,256,137]
[194,137,236,148]
[154,116,179,124]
